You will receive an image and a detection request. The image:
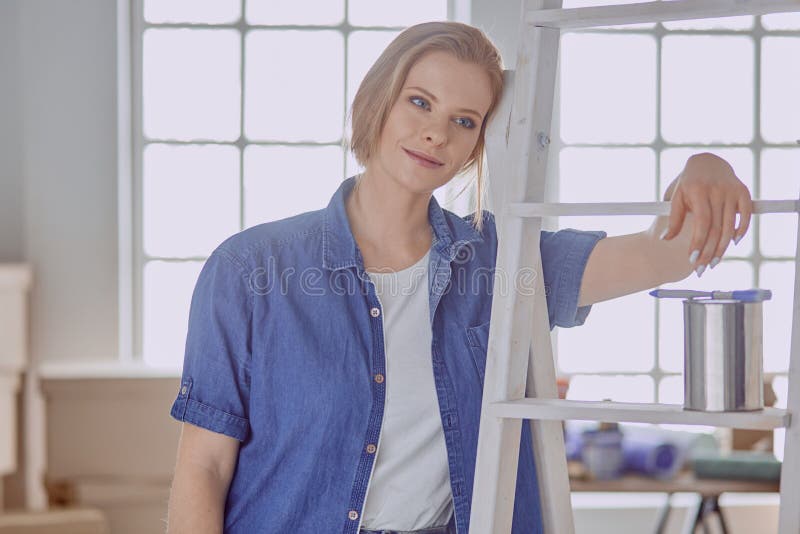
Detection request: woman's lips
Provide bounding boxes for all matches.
[403,148,443,169]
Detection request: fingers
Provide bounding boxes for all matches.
[695,196,722,277]
[709,198,737,271]
[687,195,712,271]
[663,188,687,241]
[734,189,753,245]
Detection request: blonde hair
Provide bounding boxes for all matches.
[347,21,504,232]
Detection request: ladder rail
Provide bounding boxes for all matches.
[526,0,800,29]
[777,194,800,531]
[469,67,526,534]
[507,199,800,217]
[470,0,574,532]
[489,398,791,429]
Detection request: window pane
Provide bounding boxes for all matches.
[245,30,343,142]
[761,37,800,143]
[663,16,753,31]
[761,212,798,258]
[434,171,474,217]
[144,0,240,24]
[348,0,446,27]
[760,261,794,373]
[661,36,753,144]
[567,375,654,403]
[143,260,204,367]
[346,147,365,177]
[143,144,240,258]
[558,292,655,373]
[760,149,800,257]
[660,148,754,257]
[658,261,753,372]
[558,147,655,237]
[658,375,683,405]
[244,145,343,226]
[762,12,800,30]
[143,29,241,141]
[560,34,656,144]
[246,0,343,25]
[348,30,401,107]
[658,376,716,432]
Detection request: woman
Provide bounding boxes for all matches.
[166,21,752,534]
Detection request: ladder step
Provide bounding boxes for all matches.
[526,0,800,30]
[489,398,790,430]
[506,199,799,217]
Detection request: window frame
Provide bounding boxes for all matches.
[124,0,471,366]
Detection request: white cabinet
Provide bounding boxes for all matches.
[0,264,33,492]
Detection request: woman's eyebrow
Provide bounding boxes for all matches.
[406,86,483,120]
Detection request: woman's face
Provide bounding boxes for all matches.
[368,50,493,195]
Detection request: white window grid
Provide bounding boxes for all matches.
[552,13,800,433]
[127,0,469,367]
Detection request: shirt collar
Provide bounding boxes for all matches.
[322,175,484,271]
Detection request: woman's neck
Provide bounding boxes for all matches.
[345,172,433,270]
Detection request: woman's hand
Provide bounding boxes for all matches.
[658,152,753,277]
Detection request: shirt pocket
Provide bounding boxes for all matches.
[466,320,491,386]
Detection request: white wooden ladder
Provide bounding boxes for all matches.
[470,1,800,533]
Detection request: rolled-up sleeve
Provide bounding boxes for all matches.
[169,247,252,442]
[540,228,607,330]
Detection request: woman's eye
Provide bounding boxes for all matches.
[410,96,428,109]
[409,96,475,129]
[456,117,476,129]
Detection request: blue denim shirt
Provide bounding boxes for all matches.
[170,176,606,533]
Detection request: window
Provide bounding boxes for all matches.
[553,1,800,456]
[132,0,465,369]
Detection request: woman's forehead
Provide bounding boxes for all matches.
[403,52,492,115]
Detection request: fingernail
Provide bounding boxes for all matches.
[659,228,668,240]
[696,264,706,278]
[709,257,720,269]
[689,250,700,264]
[734,234,743,245]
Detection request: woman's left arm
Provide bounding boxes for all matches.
[576,152,754,308]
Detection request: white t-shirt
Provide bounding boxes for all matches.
[361,248,454,530]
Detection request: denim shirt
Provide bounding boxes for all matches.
[169,176,606,534]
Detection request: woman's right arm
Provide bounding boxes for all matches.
[166,422,241,534]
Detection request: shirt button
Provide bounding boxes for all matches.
[348,510,359,521]
[374,373,384,384]
[366,444,377,454]
[180,386,187,395]
[370,307,380,317]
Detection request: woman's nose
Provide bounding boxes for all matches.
[422,118,448,146]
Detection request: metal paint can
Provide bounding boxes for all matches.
[683,298,764,412]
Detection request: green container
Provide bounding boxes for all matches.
[691,451,781,482]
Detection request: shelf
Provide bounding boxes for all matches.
[525,0,800,30]
[506,199,798,218]
[570,471,780,496]
[489,398,791,430]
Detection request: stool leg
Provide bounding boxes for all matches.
[709,495,729,534]
[680,495,704,534]
[653,493,673,534]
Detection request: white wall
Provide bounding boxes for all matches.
[3,0,120,365]
[0,2,24,263]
